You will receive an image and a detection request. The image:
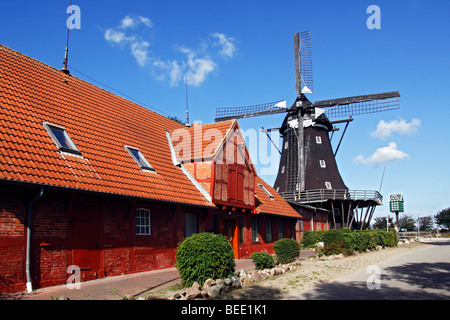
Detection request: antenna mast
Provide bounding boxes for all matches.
[185,74,190,126]
[61,0,71,74]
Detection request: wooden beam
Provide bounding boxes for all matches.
[331,201,336,229]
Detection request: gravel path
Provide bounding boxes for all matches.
[224,242,427,300]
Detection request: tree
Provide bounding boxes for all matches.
[435,208,450,230]
[418,216,434,231]
[398,214,416,231]
[372,216,395,231]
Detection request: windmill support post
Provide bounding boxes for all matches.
[331,201,336,229]
[360,206,371,230]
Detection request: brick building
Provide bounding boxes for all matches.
[0,44,305,293]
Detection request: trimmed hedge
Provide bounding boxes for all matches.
[302,229,398,256]
[301,230,325,249]
[175,233,235,287]
[273,238,301,264]
[251,252,275,270]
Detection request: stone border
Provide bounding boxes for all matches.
[167,260,302,300]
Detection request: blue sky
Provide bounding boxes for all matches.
[1,0,449,222]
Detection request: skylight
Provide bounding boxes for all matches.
[124,145,155,172]
[43,122,81,155]
[257,183,274,199]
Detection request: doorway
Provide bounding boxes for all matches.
[223,219,239,259]
[71,198,100,281]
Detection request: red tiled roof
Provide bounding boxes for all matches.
[255,176,301,218]
[0,45,213,207]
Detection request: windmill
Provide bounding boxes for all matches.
[215,31,400,229]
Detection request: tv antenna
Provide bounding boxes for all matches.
[61,0,72,74]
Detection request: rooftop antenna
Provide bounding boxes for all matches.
[61,0,71,74]
[185,74,190,126]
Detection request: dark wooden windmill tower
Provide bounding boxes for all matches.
[215,31,400,229]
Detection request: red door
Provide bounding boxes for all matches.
[223,219,239,259]
[71,198,100,281]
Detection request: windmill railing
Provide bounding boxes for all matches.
[281,189,383,204]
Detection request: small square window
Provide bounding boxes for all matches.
[316,136,322,144]
[125,145,155,172]
[320,160,326,168]
[43,122,81,155]
[325,182,332,189]
[136,208,151,235]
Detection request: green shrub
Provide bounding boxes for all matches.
[323,229,345,256]
[273,238,300,264]
[301,230,325,248]
[342,232,355,256]
[175,233,235,287]
[251,252,275,270]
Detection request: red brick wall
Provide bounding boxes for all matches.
[0,183,199,293]
[0,184,27,293]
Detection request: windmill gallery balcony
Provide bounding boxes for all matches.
[281,189,383,206]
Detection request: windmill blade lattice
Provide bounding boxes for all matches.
[215,100,287,122]
[315,91,400,119]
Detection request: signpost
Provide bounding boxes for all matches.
[389,194,404,230]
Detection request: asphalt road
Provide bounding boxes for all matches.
[291,239,450,300]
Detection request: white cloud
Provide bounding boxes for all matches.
[152,59,182,86]
[131,41,150,67]
[178,47,217,86]
[104,17,235,86]
[371,118,421,139]
[120,14,153,29]
[353,142,409,165]
[104,29,128,44]
[104,15,152,66]
[212,32,236,58]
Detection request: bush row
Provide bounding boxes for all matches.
[176,233,301,287]
[251,238,301,269]
[301,228,398,256]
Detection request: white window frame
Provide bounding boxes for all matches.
[325,182,332,189]
[316,136,322,144]
[124,145,156,172]
[43,122,81,155]
[320,160,326,168]
[257,183,274,199]
[136,208,151,235]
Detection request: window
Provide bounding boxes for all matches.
[325,182,332,189]
[213,215,220,234]
[320,160,326,168]
[281,166,285,174]
[278,220,284,240]
[316,136,322,144]
[43,122,81,155]
[284,141,288,149]
[124,145,155,172]
[266,219,273,243]
[251,217,259,242]
[136,209,151,235]
[185,213,198,238]
[257,183,274,199]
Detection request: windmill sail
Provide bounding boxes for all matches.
[315,91,400,119]
[295,31,313,95]
[215,100,287,122]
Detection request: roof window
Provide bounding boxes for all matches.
[257,183,274,199]
[125,145,155,172]
[43,122,81,155]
